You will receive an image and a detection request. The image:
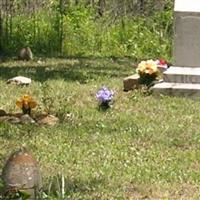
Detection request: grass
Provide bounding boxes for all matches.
[0,58,200,199]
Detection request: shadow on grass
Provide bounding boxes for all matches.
[0,123,39,140]
[46,176,106,197]
[0,57,133,83]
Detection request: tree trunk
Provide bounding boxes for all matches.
[139,0,144,12]
[75,0,79,5]
[98,0,106,16]
[0,10,3,54]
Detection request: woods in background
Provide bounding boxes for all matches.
[0,0,173,60]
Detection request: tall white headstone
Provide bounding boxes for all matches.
[174,0,200,67]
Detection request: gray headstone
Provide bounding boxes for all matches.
[173,0,200,67]
[2,148,42,199]
[174,0,200,12]
[152,0,200,97]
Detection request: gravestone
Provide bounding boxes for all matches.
[2,148,42,199]
[123,74,140,91]
[173,0,200,67]
[153,0,200,97]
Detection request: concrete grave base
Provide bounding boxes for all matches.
[152,66,200,98]
[153,82,200,98]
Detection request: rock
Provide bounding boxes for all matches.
[0,116,10,123]
[37,60,44,64]
[0,109,7,116]
[20,114,35,124]
[123,74,140,91]
[0,116,21,124]
[37,114,59,126]
[2,148,42,199]
[7,76,31,85]
[8,116,21,124]
[0,113,36,124]
[63,112,75,123]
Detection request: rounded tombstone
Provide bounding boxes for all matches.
[2,148,42,199]
[18,47,33,61]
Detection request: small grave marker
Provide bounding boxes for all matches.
[2,148,42,199]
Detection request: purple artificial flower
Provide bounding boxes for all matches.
[96,87,114,103]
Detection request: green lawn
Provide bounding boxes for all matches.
[0,58,200,200]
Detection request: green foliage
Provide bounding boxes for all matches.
[98,15,172,60]
[0,188,31,200]
[3,10,60,55]
[62,6,97,56]
[1,1,173,60]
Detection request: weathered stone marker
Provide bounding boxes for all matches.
[123,74,140,91]
[18,47,33,61]
[2,148,42,199]
[153,0,200,97]
[7,76,32,85]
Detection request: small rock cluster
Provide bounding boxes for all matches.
[0,109,59,126]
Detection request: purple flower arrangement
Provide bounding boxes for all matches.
[96,87,114,109]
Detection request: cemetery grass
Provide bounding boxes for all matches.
[0,58,200,200]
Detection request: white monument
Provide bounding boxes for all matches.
[174,0,200,67]
[153,0,200,97]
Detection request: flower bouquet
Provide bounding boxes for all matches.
[155,59,169,72]
[16,95,37,115]
[136,59,159,86]
[96,87,114,110]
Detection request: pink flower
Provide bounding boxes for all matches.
[156,59,168,69]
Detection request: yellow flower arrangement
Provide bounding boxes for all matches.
[136,60,159,86]
[136,59,158,76]
[16,95,37,115]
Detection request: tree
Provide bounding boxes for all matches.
[98,0,106,16]
[0,11,3,54]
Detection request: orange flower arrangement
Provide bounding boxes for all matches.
[136,60,159,86]
[16,95,37,115]
[136,59,158,76]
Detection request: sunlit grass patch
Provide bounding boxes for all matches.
[0,58,200,199]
